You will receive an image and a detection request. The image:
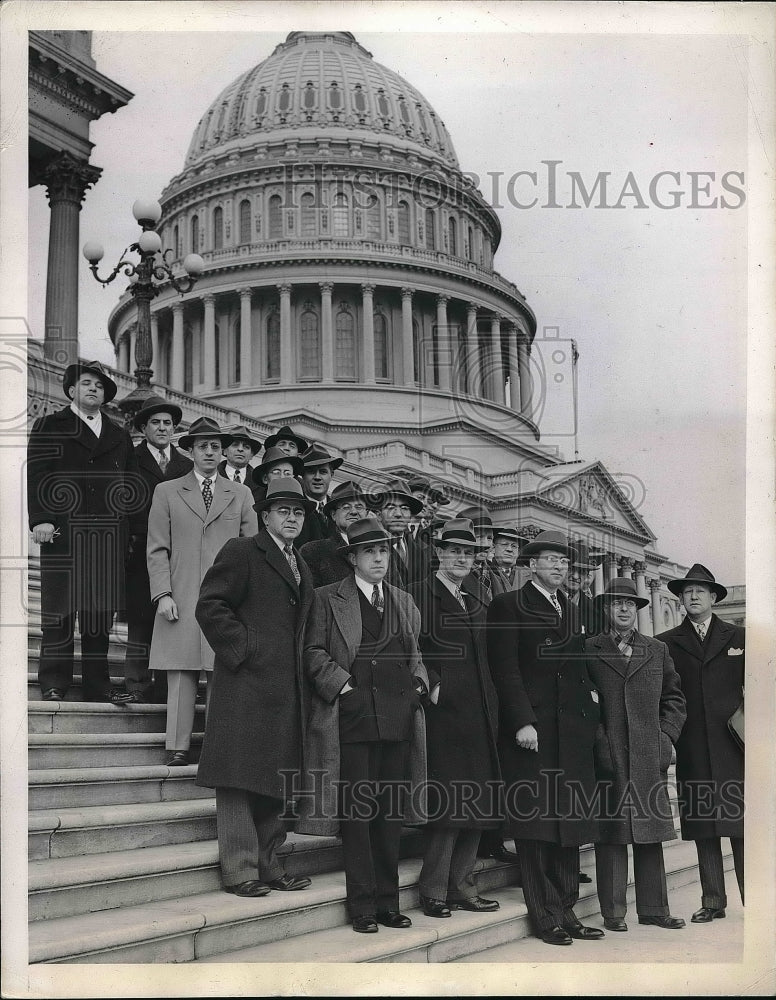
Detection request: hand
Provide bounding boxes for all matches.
[429,683,440,705]
[516,724,538,752]
[157,595,179,622]
[340,682,354,695]
[32,523,56,544]
[127,534,142,560]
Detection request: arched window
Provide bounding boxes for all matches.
[328,82,342,110]
[269,195,282,239]
[332,192,349,237]
[374,312,389,380]
[278,83,292,113]
[353,84,368,113]
[255,89,267,117]
[425,208,436,250]
[213,207,224,250]
[173,224,179,259]
[468,225,475,261]
[366,196,381,240]
[335,309,356,379]
[301,192,316,236]
[191,215,199,254]
[214,322,221,387]
[412,316,421,383]
[397,200,411,245]
[239,200,251,245]
[266,312,280,380]
[398,96,410,124]
[447,217,457,256]
[299,309,320,379]
[183,325,193,393]
[303,81,316,110]
[377,89,390,117]
[233,318,241,384]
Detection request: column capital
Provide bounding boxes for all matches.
[491,313,503,326]
[436,293,450,306]
[605,551,618,564]
[361,282,375,296]
[633,560,647,573]
[278,282,292,296]
[648,577,663,592]
[467,302,479,316]
[619,556,634,569]
[319,281,334,295]
[171,300,184,315]
[37,151,102,207]
[239,287,252,301]
[401,286,414,301]
[202,293,216,306]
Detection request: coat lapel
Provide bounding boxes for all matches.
[702,614,734,664]
[671,616,705,660]
[205,475,236,527]
[330,575,362,665]
[257,529,300,595]
[590,632,628,677]
[178,471,206,521]
[625,631,655,678]
[91,414,124,459]
[137,441,165,483]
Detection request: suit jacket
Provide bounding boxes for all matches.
[586,630,686,844]
[657,614,744,838]
[488,561,517,597]
[146,471,258,671]
[299,533,351,588]
[195,529,314,800]
[295,500,337,549]
[27,405,140,617]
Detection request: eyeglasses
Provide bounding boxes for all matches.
[611,598,637,609]
[537,555,570,567]
[273,507,305,518]
[338,502,367,514]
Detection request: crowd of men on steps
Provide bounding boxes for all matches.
[27,361,745,944]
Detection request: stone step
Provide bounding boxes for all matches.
[28,763,213,809]
[28,632,129,663]
[29,732,203,769]
[26,671,204,703]
[29,700,204,735]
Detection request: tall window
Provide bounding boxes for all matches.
[266,312,280,380]
[412,317,421,383]
[214,323,220,387]
[173,225,180,258]
[468,225,475,261]
[328,82,342,110]
[301,192,316,236]
[164,333,172,387]
[374,313,389,380]
[335,309,356,379]
[213,207,224,250]
[233,319,241,384]
[183,326,193,393]
[366,196,381,240]
[278,83,291,113]
[332,192,349,237]
[425,208,436,250]
[239,200,251,245]
[397,200,410,245]
[303,81,316,110]
[353,84,368,113]
[191,215,199,253]
[299,310,320,379]
[447,217,457,256]
[255,90,267,117]
[269,195,282,239]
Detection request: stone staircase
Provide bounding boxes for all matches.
[26,555,722,965]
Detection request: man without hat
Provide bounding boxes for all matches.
[487,530,603,945]
[147,417,257,765]
[295,444,343,548]
[113,395,193,705]
[28,361,142,702]
[373,480,425,591]
[586,578,687,932]
[195,478,314,897]
[301,518,429,932]
[299,480,369,587]
[217,424,261,490]
[658,564,744,922]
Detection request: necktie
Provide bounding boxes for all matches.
[394,538,407,565]
[616,632,633,659]
[233,470,241,483]
[371,584,384,614]
[158,450,169,474]
[202,478,213,512]
[549,592,562,617]
[696,621,707,642]
[454,586,466,609]
[479,567,492,600]
[284,544,301,585]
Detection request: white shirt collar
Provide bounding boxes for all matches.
[691,614,713,631]
[436,570,464,600]
[354,573,383,602]
[193,468,216,488]
[150,443,170,464]
[225,463,245,480]
[266,528,290,552]
[71,402,101,432]
[531,578,560,603]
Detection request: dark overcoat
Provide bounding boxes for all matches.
[487,581,600,845]
[300,575,428,836]
[409,575,501,829]
[299,534,351,588]
[657,615,744,839]
[585,631,686,845]
[195,529,314,800]
[488,561,517,597]
[295,504,337,549]
[27,406,141,618]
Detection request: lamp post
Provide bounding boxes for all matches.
[83,198,204,422]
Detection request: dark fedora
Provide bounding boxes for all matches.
[337,517,393,553]
[323,480,366,515]
[254,477,316,514]
[252,446,304,484]
[177,416,233,450]
[493,525,523,542]
[666,563,727,602]
[222,424,262,455]
[62,360,118,403]
[263,425,309,454]
[301,443,344,471]
[569,540,602,571]
[457,506,493,530]
[372,478,424,516]
[520,529,570,559]
[594,577,649,610]
[132,394,183,429]
[433,518,491,550]
[407,476,451,505]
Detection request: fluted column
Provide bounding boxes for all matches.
[203,294,216,390]
[649,578,663,635]
[634,561,651,634]
[401,288,415,385]
[592,561,605,597]
[119,334,130,373]
[239,288,252,386]
[466,304,480,396]
[436,294,451,392]
[619,557,634,580]
[604,552,618,587]
[361,283,375,384]
[517,327,532,418]
[171,302,185,391]
[150,312,160,382]
[320,282,334,381]
[506,322,521,412]
[489,314,505,404]
[279,283,292,384]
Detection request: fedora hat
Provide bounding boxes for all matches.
[407,476,451,505]
[457,506,493,529]
[263,425,309,454]
[433,518,491,550]
[493,526,523,542]
[337,517,393,553]
[177,416,233,450]
[252,446,304,484]
[594,576,649,610]
[323,480,366,515]
[569,540,602,571]
[62,360,118,404]
[301,443,344,471]
[254,476,316,514]
[222,424,262,455]
[373,478,424,516]
[132,393,183,429]
[666,563,727,602]
[520,529,570,559]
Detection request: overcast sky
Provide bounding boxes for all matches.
[26,13,750,582]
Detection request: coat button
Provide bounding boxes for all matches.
[545,638,552,645]
[371,659,377,666]
[373,686,377,693]
[290,598,296,606]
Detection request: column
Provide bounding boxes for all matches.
[592,561,605,597]
[489,314,505,404]
[203,294,216,390]
[171,302,185,391]
[128,324,137,376]
[435,294,451,392]
[619,557,634,580]
[320,282,334,381]
[119,335,130,373]
[466,304,480,396]
[279,283,292,384]
[634,561,652,634]
[649,579,664,636]
[218,303,230,386]
[517,327,532,419]
[401,288,415,386]
[361,283,375,384]
[150,312,160,383]
[604,552,618,587]
[239,288,253,386]
[38,152,101,367]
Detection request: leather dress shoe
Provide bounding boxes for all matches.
[265,873,312,891]
[563,917,605,940]
[603,917,628,932]
[579,871,593,883]
[451,896,500,912]
[490,844,520,864]
[166,750,189,766]
[419,895,451,918]
[638,914,686,929]
[41,688,65,701]
[691,906,726,923]
[224,880,270,897]
[352,915,378,933]
[539,925,573,945]
[376,910,412,928]
[111,690,147,705]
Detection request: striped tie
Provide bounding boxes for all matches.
[696,621,707,642]
[549,592,562,618]
[284,544,301,585]
[158,450,168,474]
[371,584,384,615]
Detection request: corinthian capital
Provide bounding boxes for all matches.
[37,151,102,207]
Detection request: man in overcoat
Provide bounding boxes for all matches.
[488,526,522,596]
[195,478,315,897]
[658,564,744,921]
[147,416,257,765]
[586,578,687,932]
[372,479,425,591]
[564,540,601,637]
[114,395,193,705]
[262,424,308,458]
[295,443,343,548]
[302,517,429,933]
[460,506,497,606]
[28,361,141,701]
[299,480,368,587]
[487,530,603,946]
[217,424,262,489]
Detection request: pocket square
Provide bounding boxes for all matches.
[728,648,744,656]
[590,690,599,703]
